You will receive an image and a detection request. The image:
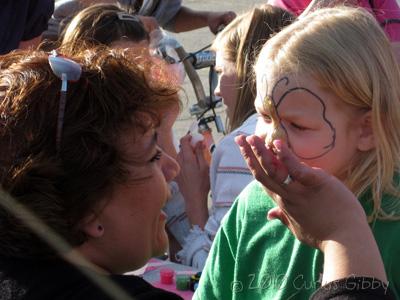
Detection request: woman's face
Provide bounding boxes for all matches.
[157,104,180,159]
[214,50,238,120]
[80,127,180,274]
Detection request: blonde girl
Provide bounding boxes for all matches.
[195,7,400,299]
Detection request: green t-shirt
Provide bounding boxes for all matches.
[194,181,400,300]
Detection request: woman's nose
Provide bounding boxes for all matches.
[214,83,221,98]
[162,152,180,182]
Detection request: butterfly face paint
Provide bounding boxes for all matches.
[255,71,365,177]
[264,95,286,148]
[260,76,337,160]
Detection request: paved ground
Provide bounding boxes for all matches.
[171,0,266,142]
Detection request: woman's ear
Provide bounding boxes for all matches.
[79,213,104,239]
[356,110,375,152]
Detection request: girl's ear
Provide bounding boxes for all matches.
[79,213,104,239]
[356,110,375,152]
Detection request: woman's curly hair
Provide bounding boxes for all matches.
[0,47,179,258]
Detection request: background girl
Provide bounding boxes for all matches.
[175,4,294,269]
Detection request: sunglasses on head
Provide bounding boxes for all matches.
[48,50,82,153]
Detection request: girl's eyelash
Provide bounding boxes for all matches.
[150,150,162,162]
[262,114,272,122]
[291,122,307,130]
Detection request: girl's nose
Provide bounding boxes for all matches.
[266,124,287,148]
[255,119,287,148]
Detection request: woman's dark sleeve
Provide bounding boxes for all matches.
[310,277,395,300]
[22,0,54,41]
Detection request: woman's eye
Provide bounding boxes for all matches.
[150,150,162,162]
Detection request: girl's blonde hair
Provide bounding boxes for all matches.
[212,4,294,132]
[256,7,400,221]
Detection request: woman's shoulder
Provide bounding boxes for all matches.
[111,274,183,300]
[0,256,183,300]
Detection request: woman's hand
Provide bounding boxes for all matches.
[176,134,210,228]
[235,135,388,284]
[235,135,367,250]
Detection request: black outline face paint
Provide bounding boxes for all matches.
[263,76,336,160]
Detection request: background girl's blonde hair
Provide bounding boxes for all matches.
[256,7,400,221]
[212,4,294,132]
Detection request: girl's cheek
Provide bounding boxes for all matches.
[286,135,316,160]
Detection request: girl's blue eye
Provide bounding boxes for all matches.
[150,150,162,162]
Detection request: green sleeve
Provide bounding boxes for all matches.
[194,195,243,300]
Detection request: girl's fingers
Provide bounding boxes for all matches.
[179,134,196,163]
[235,135,264,178]
[194,141,208,170]
[176,151,184,166]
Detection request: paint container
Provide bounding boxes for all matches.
[176,274,190,290]
[159,268,174,285]
[190,272,202,291]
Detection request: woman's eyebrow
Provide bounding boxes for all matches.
[149,131,158,149]
[140,131,159,157]
[153,131,158,144]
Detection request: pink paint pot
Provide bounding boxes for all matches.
[159,268,175,285]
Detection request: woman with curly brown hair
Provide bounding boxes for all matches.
[0,47,182,299]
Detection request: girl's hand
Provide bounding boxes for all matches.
[176,134,210,228]
[235,135,368,250]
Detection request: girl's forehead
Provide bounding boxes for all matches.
[256,72,318,95]
[254,73,334,111]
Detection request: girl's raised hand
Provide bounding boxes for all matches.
[176,134,210,228]
[235,135,368,250]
